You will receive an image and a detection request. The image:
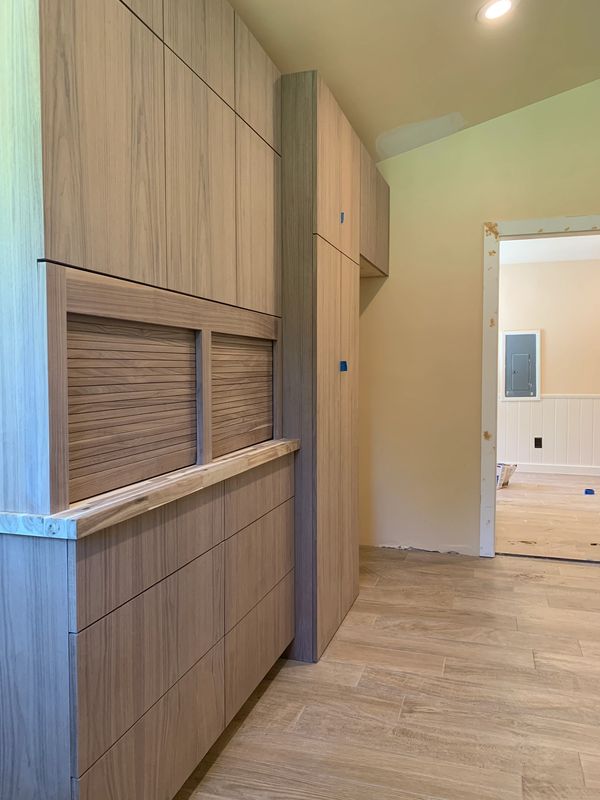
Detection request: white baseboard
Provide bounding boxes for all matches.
[516,463,600,476]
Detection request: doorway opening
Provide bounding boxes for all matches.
[479,215,600,558]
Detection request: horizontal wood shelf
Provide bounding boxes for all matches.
[0,439,299,541]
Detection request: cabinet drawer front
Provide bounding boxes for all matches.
[73,546,224,774]
[225,499,294,631]
[75,642,224,800]
[225,571,294,723]
[224,454,293,537]
[72,484,224,631]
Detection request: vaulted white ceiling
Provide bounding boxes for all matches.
[229,0,600,157]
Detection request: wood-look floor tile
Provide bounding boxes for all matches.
[580,752,600,788]
[323,639,445,677]
[522,778,597,798]
[175,550,600,800]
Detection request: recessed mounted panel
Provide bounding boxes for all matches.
[67,315,197,502]
[211,334,273,458]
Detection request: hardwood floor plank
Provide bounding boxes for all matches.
[580,752,600,788]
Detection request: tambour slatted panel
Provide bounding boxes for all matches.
[67,315,197,502]
[212,334,273,458]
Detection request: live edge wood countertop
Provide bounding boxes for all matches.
[0,439,299,541]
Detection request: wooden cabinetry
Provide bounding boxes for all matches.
[0,452,295,800]
[315,77,360,263]
[234,13,281,153]
[282,72,360,661]
[236,119,282,315]
[359,142,390,277]
[165,49,236,303]
[122,0,163,35]
[41,0,167,287]
[164,0,235,106]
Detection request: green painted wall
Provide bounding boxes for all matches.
[359,79,600,554]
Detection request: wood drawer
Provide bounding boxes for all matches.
[74,641,224,800]
[70,484,224,631]
[72,546,224,774]
[225,570,294,723]
[225,499,294,631]
[224,453,293,537]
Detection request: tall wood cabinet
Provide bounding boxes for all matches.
[282,71,360,660]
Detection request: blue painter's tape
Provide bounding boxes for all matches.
[340,360,348,372]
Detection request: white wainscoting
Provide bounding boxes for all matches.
[497,395,600,475]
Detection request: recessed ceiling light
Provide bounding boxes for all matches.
[477,0,519,22]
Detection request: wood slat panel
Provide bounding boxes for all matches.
[224,570,294,724]
[72,545,224,774]
[225,499,294,631]
[76,642,224,800]
[211,334,273,458]
[67,315,197,502]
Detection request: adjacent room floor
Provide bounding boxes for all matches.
[176,546,600,800]
[496,471,600,561]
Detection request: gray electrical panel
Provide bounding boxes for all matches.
[505,332,537,398]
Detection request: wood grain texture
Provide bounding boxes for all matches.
[315,237,343,657]
[164,0,234,105]
[211,333,273,458]
[281,71,317,662]
[225,499,294,631]
[67,315,197,502]
[224,570,294,723]
[72,545,224,774]
[41,0,167,286]
[0,535,71,800]
[224,453,293,537]
[234,13,281,152]
[121,0,163,35]
[176,548,600,800]
[236,118,282,315]
[70,483,223,630]
[46,265,69,511]
[375,168,390,275]
[338,110,360,264]
[359,141,377,267]
[44,439,299,539]
[339,256,360,617]
[360,145,390,277]
[0,0,51,514]
[315,75,359,263]
[64,265,278,340]
[76,642,224,800]
[198,330,213,463]
[165,49,236,303]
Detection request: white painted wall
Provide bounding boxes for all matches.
[497,396,600,475]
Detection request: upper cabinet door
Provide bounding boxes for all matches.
[360,142,377,267]
[315,78,359,264]
[359,144,390,277]
[234,14,281,154]
[41,0,167,287]
[338,113,360,264]
[121,0,163,35]
[375,169,390,275]
[236,119,282,315]
[165,50,236,304]
[164,0,234,106]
